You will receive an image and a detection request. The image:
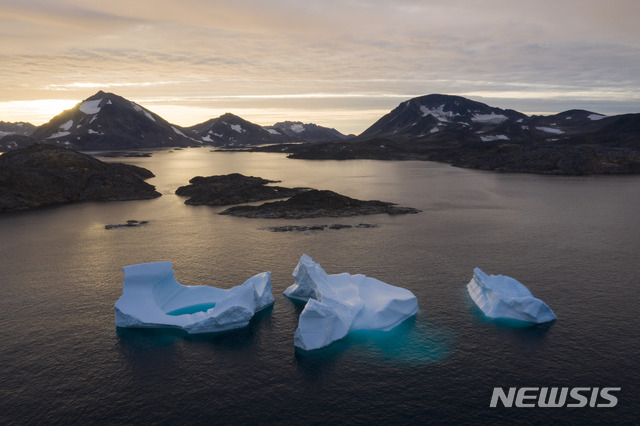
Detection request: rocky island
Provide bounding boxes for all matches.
[0,144,160,212]
[219,189,420,218]
[175,173,307,205]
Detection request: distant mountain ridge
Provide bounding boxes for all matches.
[253,94,640,175]
[2,91,639,174]
[187,113,278,146]
[265,121,353,141]
[0,91,352,151]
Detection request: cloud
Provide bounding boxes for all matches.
[1,0,639,132]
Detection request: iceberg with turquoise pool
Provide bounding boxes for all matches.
[467,267,556,324]
[115,262,273,333]
[284,254,418,350]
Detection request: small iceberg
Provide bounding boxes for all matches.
[467,267,556,324]
[115,262,273,333]
[285,254,418,350]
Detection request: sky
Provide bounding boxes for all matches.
[1,0,639,135]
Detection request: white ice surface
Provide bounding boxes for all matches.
[467,268,556,323]
[115,262,273,333]
[230,124,244,133]
[284,254,418,350]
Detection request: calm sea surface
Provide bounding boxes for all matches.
[1,149,639,424]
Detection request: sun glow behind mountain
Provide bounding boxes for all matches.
[0,99,78,125]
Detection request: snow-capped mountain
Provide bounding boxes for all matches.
[0,121,36,138]
[265,121,353,142]
[187,113,278,146]
[30,91,198,150]
[187,116,353,146]
[0,92,353,151]
[360,94,527,139]
[357,94,640,148]
[0,122,39,151]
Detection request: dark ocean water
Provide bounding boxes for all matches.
[1,150,639,425]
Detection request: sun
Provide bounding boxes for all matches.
[0,99,79,125]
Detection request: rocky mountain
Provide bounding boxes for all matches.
[187,115,353,146]
[187,113,278,146]
[0,134,40,151]
[30,91,198,150]
[360,94,528,139]
[0,121,36,137]
[0,144,160,212]
[358,94,640,149]
[1,92,352,151]
[0,121,39,151]
[264,121,353,142]
[252,94,640,175]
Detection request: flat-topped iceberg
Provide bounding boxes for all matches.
[115,262,273,333]
[467,267,556,324]
[284,254,418,350]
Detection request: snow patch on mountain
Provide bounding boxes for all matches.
[59,120,74,131]
[536,127,565,134]
[472,113,508,124]
[480,135,510,142]
[420,105,455,122]
[79,99,102,115]
[290,123,305,133]
[230,124,245,133]
[172,126,187,137]
[132,103,156,122]
[588,113,606,121]
[47,131,71,139]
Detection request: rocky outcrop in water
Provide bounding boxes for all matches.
[262,223,379,232]
[220,189,420,218]
[105,220,150,229]
[175,173,307,205]
[0,144,160,212]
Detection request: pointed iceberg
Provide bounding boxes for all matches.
[115,262,273,333]
[467,267,556,324]
[285,254,418,350]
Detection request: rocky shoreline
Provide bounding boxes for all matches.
[175,173,307,205]
[219,189,421,219]
[0,144,160,213]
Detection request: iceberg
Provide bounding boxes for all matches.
[115,262,273,333]
[284,254,418,350]
[467,267,556,324]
